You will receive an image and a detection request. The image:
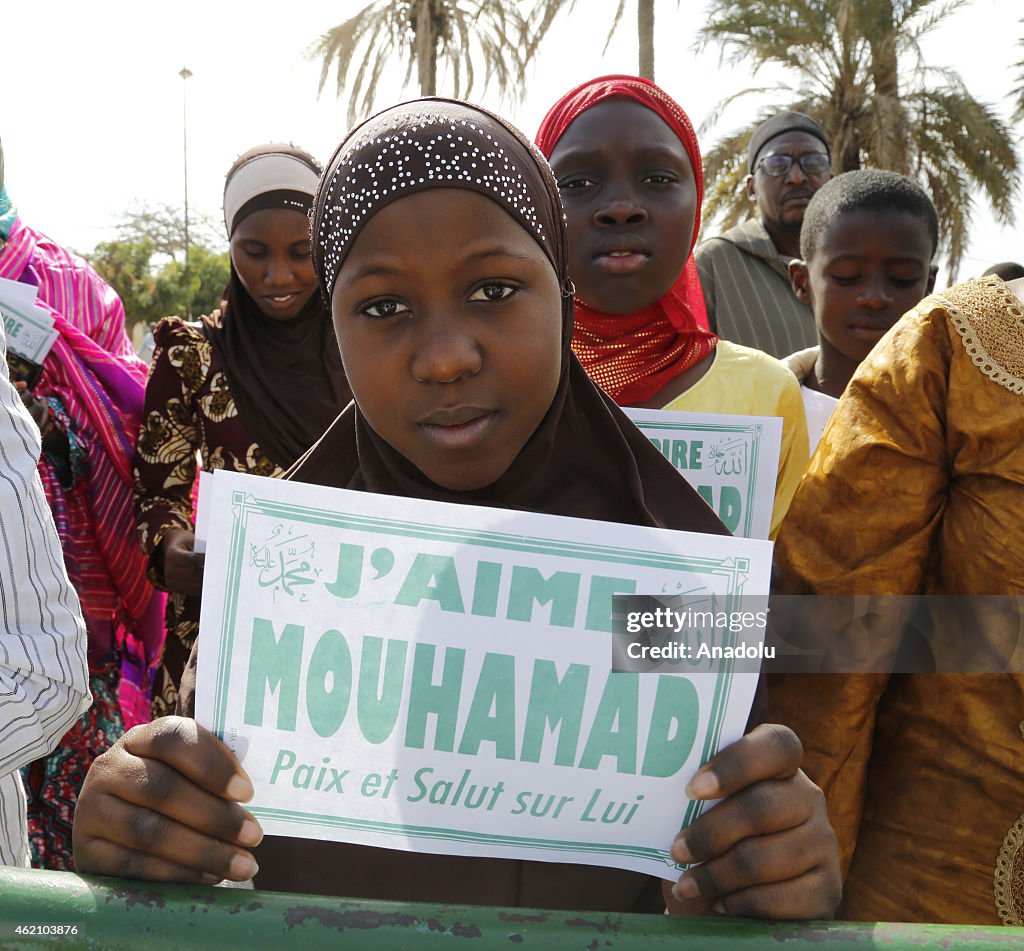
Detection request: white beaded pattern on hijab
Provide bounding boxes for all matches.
[317,113,546,295]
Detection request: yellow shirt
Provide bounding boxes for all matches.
[661,339,809,539]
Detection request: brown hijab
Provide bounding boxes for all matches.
[293,99,724,536]
[205,144,351,469]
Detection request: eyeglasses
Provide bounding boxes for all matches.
[756,152,831,177]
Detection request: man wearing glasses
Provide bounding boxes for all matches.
[696,112,833,358]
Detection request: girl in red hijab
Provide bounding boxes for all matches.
[537,76,808,538]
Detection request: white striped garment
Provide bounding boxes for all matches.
[0,322,90,867]
[695,218,819,359]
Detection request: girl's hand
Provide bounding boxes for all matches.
[160,528,205,596]
[74,717,263,884]
[666,723,841,920]
[14,380,51,433]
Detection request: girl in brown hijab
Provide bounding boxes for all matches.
[134,144,351,715]
[81,101,839,920]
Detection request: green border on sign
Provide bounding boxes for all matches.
[632,420,765,537]
[211,489,758,863]
[251,806,674,865]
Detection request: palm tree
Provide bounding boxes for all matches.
[637,0,655,79]
[312,1,532,126]
[1013,27,1024,122]
[530,1,679,81]
[698,0,1019,279]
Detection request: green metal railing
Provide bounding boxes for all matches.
[0,868,1018,950]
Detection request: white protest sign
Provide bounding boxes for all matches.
[193,471,214,554]
[624,408,782,540]
[0,277,58,365]
[195,470,771,880]
[0,277,38,312]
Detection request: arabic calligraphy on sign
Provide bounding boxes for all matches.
[708,438,748,477]
[249,523,317,600]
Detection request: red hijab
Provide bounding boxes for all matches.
[536,75,716,406]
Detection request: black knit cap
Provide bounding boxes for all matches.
[747,111,829,172]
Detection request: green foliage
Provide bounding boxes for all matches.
[699,0,1020,279]
[311,1,532,126]
[87,207,229,329]
[152,244,231,323]
[88,238,160,329]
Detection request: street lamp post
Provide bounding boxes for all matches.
[179,66,193,318]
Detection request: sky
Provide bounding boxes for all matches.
[2,0,1021,285]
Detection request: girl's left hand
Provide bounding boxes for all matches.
[665,723,841,920]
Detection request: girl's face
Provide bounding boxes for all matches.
[230,207,318,321]
[548,98,697,314]
[331,188,563,492]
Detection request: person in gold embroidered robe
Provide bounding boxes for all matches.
[769,275,1024,925]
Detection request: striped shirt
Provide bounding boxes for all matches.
[0,323,90,867]
[695,218,818,359]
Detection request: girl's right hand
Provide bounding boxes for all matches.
[161,528,205,596]
[73,717,263,884]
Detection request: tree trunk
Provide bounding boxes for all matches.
[416,0,438,97]
[832,87,862,173]
[834,124,862,173]
[865,0,910,173]
[638,0,655,80]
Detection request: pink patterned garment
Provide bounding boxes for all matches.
[0,217,164,724]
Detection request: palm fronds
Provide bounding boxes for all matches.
[699,0,1019,279]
